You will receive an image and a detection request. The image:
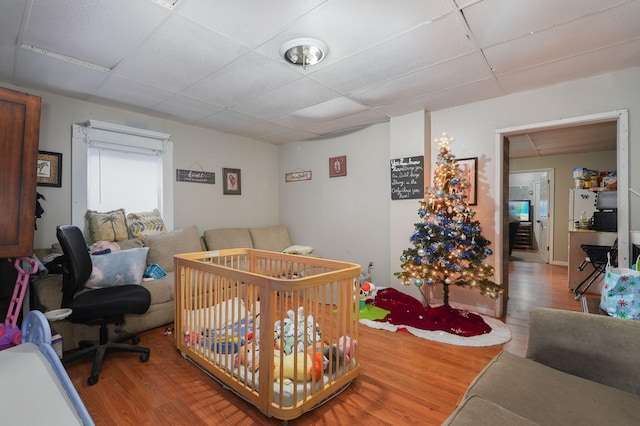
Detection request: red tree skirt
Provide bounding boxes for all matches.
[369,287,491,337]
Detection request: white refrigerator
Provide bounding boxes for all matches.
[568,189,597,230]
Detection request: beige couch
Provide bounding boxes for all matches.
[32,224,307,352]
[443,308,640,425]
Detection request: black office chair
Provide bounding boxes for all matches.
[56,225,151,385]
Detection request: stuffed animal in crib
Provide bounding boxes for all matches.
[274,307,321,355]
[236,344,260,371]
[273,350,323,383]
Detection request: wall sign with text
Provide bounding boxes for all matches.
[390,156,424,200]
[176,168,215,184]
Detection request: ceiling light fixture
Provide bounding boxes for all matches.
[280,38,328,69]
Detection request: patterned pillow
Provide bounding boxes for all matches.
[127,209,167,239]
[85,247,149,288]
[86,209,128,243]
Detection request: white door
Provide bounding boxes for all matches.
[534,173,550,263]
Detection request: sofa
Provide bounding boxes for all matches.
[32,224,310,352]
[443,307,640,425]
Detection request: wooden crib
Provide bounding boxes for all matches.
[174,248,361,421]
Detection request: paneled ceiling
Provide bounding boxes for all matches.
[1,0,638,147]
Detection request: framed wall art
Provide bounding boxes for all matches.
[285,170,312,182]
[454,157,478,205]
[223,168,241,195]
[329,155,347,178]
[37,151,62,187]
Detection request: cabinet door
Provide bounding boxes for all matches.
[0,87,41,257]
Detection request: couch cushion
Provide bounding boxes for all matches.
[140,272,174,305]
[443,395,538,426]
[85,208,128,243]
[465,351,640,425]
[249,225,291,252]
[203,228,253,250]
[144,226,202,272]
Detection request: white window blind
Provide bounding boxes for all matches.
[87,141,162,213]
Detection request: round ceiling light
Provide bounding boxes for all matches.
[280,38,328,68]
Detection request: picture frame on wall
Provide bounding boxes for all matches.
[223,168,241,195]
[37,151,62,187]
[454,157,478,205]
[329,155,347,178]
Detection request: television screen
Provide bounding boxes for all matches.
[509,200,531,222]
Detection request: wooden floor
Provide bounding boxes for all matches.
[65,253,583,425]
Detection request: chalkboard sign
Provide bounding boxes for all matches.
[390,156,424,200]
[176,169,215,184]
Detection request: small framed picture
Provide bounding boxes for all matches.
[37,151,62,187]
[329,155,347,178]
[454,157,478,205]
[223,168,241,195]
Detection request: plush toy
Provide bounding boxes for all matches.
[273,350,323,383]
[337,335,356,363]
[236,343,260,371]
[274,307,321,355]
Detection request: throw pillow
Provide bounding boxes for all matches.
[282,245,314,255]
[86,208,128,243]
[85,247,149,289]
[127,209,167,239]
[144,225,202,273]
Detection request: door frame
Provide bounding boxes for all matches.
[494,110,629,314]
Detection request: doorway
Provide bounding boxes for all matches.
[494,110,629,315]
[509,169,553,264]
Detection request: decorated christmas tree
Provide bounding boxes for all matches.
[395,133,503,307]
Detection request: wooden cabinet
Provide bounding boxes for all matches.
[0,87,41,257]
[513,222,533,250]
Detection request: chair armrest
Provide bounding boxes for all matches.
[526,307,640,395]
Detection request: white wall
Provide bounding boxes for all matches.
[20,85,280,250]
[278,124,391,283]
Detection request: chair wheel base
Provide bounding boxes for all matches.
[88,375,99,386]
[140,353,149,362]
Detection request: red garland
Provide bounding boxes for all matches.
[369,288,491,337]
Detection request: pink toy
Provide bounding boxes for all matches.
[0,257,39,350]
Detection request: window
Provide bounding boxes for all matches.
[87,142,162,212]
[72,120,174,230]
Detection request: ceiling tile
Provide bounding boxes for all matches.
[0,41,16,80]
[496,39,640,94]
[0,0,27,41]
[90,75,174,112]
[24,0,170,68]
[195,108,263,133]
[309,12,475,94]
[181,51,301,107]
[150,94,225,123]
[463,0,629,48]
[350,52,493,107]
[14,47,108,97]
[231,78,339,120]
[114,14,249,92]
[256,0,454,65]
[484,2,640,74]
[177,0,328,48]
